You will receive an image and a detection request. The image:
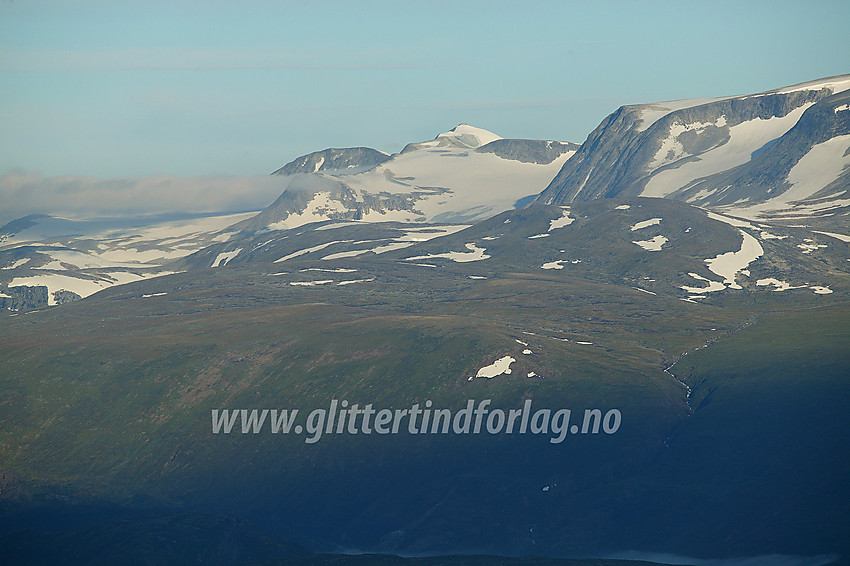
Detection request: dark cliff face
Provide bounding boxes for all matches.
[534,105,648,204]
[476,139,578,164]
[535,85,842,205]
[0,285,49,312]
[272,147,391,176]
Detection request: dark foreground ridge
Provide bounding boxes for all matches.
[0,511,684,566]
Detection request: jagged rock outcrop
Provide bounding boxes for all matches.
[476,139,579,164]
[0,285,48,312]
[271,147,390,175]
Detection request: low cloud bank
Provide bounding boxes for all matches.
[0,170,288,225]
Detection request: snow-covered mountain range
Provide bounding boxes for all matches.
[0,125,576,308]
[232,124,577,232]
[2,75,849,310]
[537,75,850,220]
[0,212,254,309]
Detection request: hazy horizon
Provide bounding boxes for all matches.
[2,0,849,178]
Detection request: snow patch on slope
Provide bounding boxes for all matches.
[632,235,668,251]
[211,248,242,267]
[704,230,763,289]
[646,116,728,170]
[472,356,516,379]
[404,243,490,263]
[813,230,850,242]
[630,218,662,231]
[635,97,734,132]
[10,271,175,305]
[757,278,805,291]
[548,208,575,231]
[642,105,814,198]
[267,192,350,231]
[782,135,850,202]
[681,272,726,295]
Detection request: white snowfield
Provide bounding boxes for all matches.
[636,75,850,134]
[2,212,256,267]
[300,267,358,273]
[813,230,850,242]
[797,240,827,254]
[318,225,470,261]
[38,248,163,270]
[705,211,758,230]
[632,235,668,251]
[266,192,349,231]
[0,212,266,309]
[647,116,729,170]
[473,356,516,379]
[632,75,850,212]
[728,134,850,219]
[211,248,242,268]
[772,75,850,95]
[681,272,726,295]
[548,208,575,231]
[289,279,333,287]
[268,125,575,230]
[315,221,361,231]
[810,286,833,295]
[436,124,502,147]
[404,242,490,263]
[322,241,413,260]
[336,278,375,286]
[10,271,175,305]
[275,240,353,263]
[756,278,804,292]
[704,230,763,289]
[642,105,813,199]
[630,218,662,231]
[541,260,567,270]
[635,97,734,133]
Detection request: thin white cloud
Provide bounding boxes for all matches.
[0,47,444,72]
[0,170,287,225]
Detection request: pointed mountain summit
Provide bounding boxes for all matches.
[436,123,503,147]
[400,124,503,153]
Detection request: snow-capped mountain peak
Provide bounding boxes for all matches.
[435,124,503,149]
[234,126,577,232]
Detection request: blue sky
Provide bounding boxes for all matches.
[1,0,849,179]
